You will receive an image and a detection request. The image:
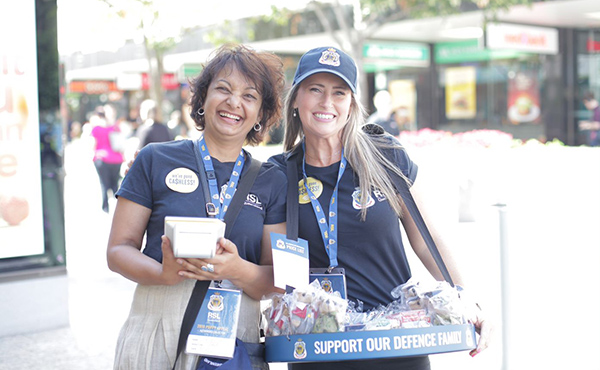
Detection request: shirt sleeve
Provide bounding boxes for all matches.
[262,163,287,225]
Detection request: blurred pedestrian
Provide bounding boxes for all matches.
[580,91,600,146]
[367,90,400,136]
[108,44,287,370]
[89,105,124,213]
[136,99,173,148]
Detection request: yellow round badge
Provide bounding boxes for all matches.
[298,177,323,204]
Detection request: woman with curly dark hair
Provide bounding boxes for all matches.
[108,44,287,370]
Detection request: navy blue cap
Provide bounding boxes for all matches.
[293,47,358,93]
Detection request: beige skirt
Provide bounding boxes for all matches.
[113,279,262,370]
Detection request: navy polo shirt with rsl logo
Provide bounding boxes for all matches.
[268,141,418,311]
[117,139,287,264]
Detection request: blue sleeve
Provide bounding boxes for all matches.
[262,163,287,225]
[392,145,418,185]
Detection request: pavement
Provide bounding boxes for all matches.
[0,140,599,369]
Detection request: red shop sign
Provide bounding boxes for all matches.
[141,73,180,90]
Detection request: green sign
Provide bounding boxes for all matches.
[178,63,203,82]
[435,39,523,64]
[363,42,430,62]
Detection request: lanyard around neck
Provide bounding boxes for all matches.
[301,142,347,269]
[198,136,245,220]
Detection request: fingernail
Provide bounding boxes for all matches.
[470,349,480,357]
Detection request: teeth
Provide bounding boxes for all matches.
[220,112,241,121]
[315,113,334,120]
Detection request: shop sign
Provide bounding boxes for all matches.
[485,23,558,55]
[178,64,203,83]
[116,73,143,91]
[0,0,45,258]
[435,39,521,64]
[141,73,180,90]
[69,80,118,94]
[587,39,600,52]
[363,42,430,62]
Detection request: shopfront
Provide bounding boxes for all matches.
[576,28,600,146]
[363,22,600,146]
[1,0,68,336]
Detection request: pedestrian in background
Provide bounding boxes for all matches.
[269,46,492,370]
[107,44,287,370]
[580,91,600,146]
[136,99,174,148]
[89,104,124,213]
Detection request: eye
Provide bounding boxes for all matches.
[309,87,322,93]
[216,86,230,93]
[244,93,258,101]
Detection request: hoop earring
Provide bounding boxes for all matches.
[253,122,262,132]
[293,108,298,117]
[197,108,205,116]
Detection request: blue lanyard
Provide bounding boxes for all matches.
[301,142,347,269]
[198,137,245,220]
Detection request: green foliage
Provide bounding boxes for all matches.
[204,21,243,46]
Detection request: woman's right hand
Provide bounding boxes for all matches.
[159,235,188,286]
[124,149,140,176]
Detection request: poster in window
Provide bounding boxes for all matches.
[507,71,540,124]
[445,66,476,120]
[0,0,45,258]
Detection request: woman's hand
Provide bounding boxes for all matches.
[124,149,140,176]
[467,303,493,357]
[159,236,188,286]
[176,237,243,282]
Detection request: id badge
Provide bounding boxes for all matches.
[310,267,347,299]
[185,285,242,359]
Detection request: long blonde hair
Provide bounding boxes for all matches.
[283,84,411,220]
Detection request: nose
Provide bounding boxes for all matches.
[227,94,241,108]
[319,93,333,108]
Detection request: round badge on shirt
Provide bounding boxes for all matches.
[165,167,199,193]
[299,177,323,204]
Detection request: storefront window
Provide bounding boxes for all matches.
[576,29,600,146]
[435,39,560,142]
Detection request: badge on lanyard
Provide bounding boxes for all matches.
[310,267,347,299]
[185,283,242,359]
[270,232,310,292]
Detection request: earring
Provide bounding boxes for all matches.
[293,108,298,117]
[197,108,205,116]
[253,122,262,132]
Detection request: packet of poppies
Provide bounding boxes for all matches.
[262,277,467,336]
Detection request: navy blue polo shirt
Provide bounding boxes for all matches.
[117,139,287,264]
[269,140,418,310]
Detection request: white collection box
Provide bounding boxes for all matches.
[164,216,225,258]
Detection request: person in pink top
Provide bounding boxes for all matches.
[90,105,124,213]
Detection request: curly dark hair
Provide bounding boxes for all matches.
[188,44,285,145]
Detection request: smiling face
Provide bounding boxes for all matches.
[202,65,262,144]
[294,72,352,143]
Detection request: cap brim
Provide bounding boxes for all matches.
[293,68,356,93]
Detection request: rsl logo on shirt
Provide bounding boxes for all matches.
[298,177,323,204]
[352,187,375,210]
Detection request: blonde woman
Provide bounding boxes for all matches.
[268,47,492,370]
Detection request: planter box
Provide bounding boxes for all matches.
[265,323,476,363]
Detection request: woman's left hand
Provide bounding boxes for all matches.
[468,303,493,357]
[176,237,242,281]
